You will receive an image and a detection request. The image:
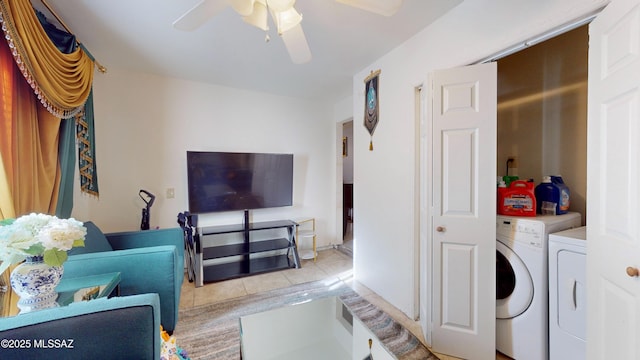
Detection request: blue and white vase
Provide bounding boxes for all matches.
[10,255,63,313]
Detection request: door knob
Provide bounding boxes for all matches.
[626,267,639,277]
[436,226,446,233]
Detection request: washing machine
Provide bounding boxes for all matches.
[548,226,587,360]
[496,213,581,360]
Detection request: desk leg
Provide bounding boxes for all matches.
[194,233,204,287]
[195,251,203,287]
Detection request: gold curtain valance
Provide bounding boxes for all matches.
[0,0,94,119]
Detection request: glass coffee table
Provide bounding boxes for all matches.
[239,296,397,360]
[0,272,121,316]
[55,272,121,307]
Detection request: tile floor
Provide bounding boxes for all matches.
[178,249,354,309]
[178,245,511,360]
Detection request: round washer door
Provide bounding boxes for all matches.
[496,240,534,319]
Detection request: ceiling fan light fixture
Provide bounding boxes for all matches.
[265,0,296,12]
[272,7,302,35]
[228,0,256,17]
[243,1,269,31]
[173,0,311,64]
[335,0,403,16]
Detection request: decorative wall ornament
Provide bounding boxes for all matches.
[363,69,381,151]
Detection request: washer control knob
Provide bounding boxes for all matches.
[436,226,446,233]
[626,267,639,277]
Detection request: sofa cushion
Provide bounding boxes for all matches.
[68,221,113,255]
[0,294,161,360]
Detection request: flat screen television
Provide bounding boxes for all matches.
[187,151,293,214]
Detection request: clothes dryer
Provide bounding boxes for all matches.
[549,226,587,360]
[496,213,581,360]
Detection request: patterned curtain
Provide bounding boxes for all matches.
[75,89,99,197]
[0,1,99,216]
[0,0,94,117]
[0,35,61,217]
[33,12,101,209]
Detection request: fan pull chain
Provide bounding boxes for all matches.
[264,1,271,43]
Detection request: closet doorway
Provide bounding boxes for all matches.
[341,120,354,253]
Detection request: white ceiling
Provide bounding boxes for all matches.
[36,0,462,102]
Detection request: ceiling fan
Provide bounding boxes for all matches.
[173,0,403,64]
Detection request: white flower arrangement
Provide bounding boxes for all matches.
[0,213,86,275]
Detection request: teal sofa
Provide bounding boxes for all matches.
[0,293,161,359]
[64,222,184,333]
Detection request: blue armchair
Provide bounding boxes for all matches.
[64,222,184,333]
[0,293,161,359]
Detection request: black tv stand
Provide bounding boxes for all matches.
[243,209,250,228]
[186,216,301,287]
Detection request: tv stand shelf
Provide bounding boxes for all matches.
[190,219,300,287]
[202,238,292,259]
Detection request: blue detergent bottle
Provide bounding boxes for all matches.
[535,176,559,215]
[550,175,570,214]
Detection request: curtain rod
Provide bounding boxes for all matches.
[39,0,106,73]
[473,7,603,64]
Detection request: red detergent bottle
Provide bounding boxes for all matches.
[498,180,536,217]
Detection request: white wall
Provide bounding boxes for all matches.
[71,70,337,248]
[351,0,607,318]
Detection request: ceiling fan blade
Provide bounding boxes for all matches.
[335,0,403,16]
[173,0,227,31]
[280,24,311,64]
[271,6,302,34]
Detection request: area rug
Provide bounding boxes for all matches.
[173,279,437,359]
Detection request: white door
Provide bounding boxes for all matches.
[587,0,640,358]
[430,63,497,359]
